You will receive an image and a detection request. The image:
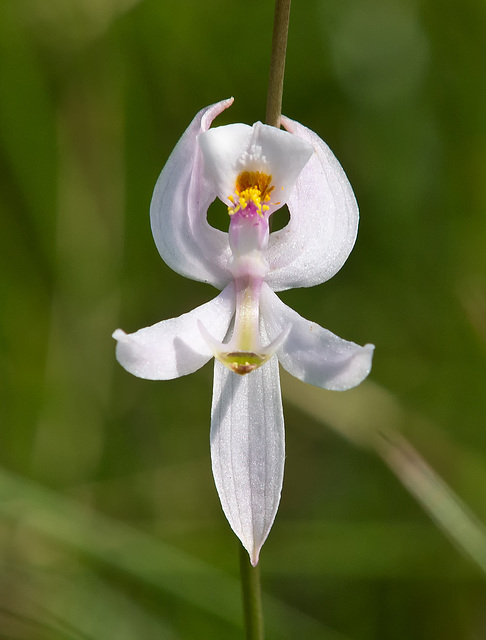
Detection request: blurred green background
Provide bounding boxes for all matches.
[1,0,486,637]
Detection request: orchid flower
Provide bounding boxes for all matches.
[113,98,374,566]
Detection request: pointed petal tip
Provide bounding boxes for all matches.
[197,319,221,351]
[112,328,126,341]
[201,97,234,129]
[241,540,261,567]
[216,96,234,111]
[250,548,261,567]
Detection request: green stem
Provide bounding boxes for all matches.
[265,0,292,128]
[239,543,264,640]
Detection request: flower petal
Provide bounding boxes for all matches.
[265,116,359,291]
[261,284,374,391]
[198,122,313,211]
[210,356,285,566]
[113,284,235,380]
[198,123,253,202]
[150,99,234,289]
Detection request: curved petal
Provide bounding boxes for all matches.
[210,355,285,566]
[198,123,253,202]
[261,284,374,391]
[199,122,313,212]
[265,116,359,291]
[113,284,235,380]
[150,99,234,289]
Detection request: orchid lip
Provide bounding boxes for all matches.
[198,320,291,375]
[223,352,266,376]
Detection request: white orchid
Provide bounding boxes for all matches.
[113,98,374,565]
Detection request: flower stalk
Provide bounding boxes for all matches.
[240,543,264,640]
[266,0,292,128]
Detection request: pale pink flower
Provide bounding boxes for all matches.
[113,98,374,565]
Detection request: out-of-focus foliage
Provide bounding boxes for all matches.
[1,0,486,637]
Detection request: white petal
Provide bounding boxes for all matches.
[199,122,313,211]
[265,116,359,291]
[253,123,313,209]
[261,284,374,391]
[150,99,234,289]
[113,284,235,380]
[198,123,253,202]
[210,356,285,566]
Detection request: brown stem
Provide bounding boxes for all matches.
[265,0,292,128]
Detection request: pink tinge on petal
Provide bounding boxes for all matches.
[150,99,235,289]
[265,115,359,292]
[229,208,270,260]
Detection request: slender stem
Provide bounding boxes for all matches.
[239,543,264,639]
[265,0,292,128]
